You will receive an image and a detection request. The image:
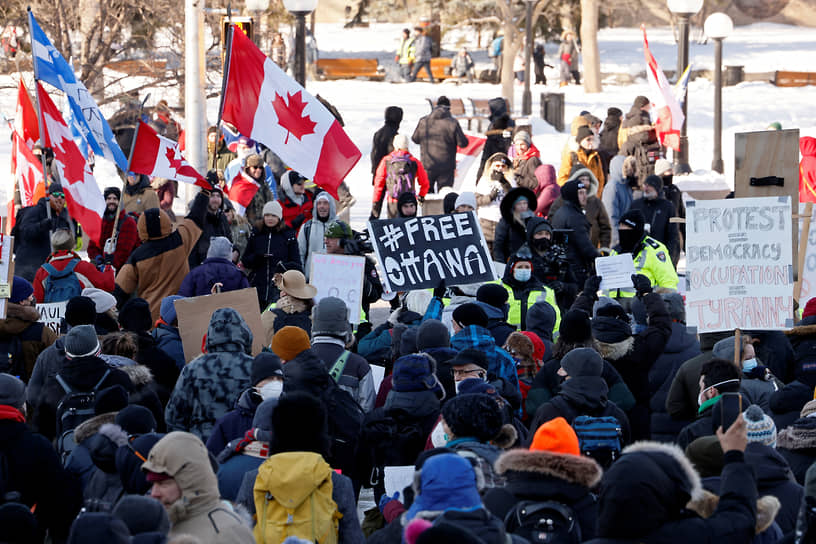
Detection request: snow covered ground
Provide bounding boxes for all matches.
[1,22,816,230]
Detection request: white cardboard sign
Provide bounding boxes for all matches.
[37,302,67,335]
[595,253,635,290]
[310,253,365,324]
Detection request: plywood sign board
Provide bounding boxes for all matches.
[175,287,265,363]
[734,128,800,275]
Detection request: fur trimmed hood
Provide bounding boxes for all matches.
[687,489,780,534]
[777,421,816,450]
[620,440,704,502]
[74,412,117,444]
[119,364,154,386]
[785,324,816,337]
[495,448,602,488]
[596,336,635,361]
[492,424,518,450]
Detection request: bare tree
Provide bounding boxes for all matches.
[581,0,602,92]
[494,0,548,111]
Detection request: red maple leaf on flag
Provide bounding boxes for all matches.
[57,134,88,185]
[166,146,184,172]
[271,91,317,144]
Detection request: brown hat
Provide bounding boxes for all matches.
[271,326,311,361]
[278,270,317,300]
[137,208,173,241]
[245,154,264,168]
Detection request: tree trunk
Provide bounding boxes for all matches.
[500,21,519,112]
[79,0,103,93]
[580,0,602,93]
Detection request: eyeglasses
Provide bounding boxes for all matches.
[453,368,484,378]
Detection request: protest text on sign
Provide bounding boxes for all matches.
[368,212,495,291]
[685,197,793,332]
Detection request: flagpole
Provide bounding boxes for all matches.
[212,23,234,173]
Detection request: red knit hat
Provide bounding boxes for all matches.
[520,331,546,362]
[529,417,580,456]
[804,297,816,319]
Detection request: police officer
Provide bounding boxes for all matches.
[323,220,383,321]
[610,209,678,304]
[500,245,561,333]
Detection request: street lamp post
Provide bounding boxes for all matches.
[667,0,703,174]
[704,12,733,174]
[245,0,271,49]
[283,0,318,87]
[521,0,535,116]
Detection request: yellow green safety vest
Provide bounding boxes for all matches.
[397,37,415,65]
[607,236,679,298]
[499,281,561,334]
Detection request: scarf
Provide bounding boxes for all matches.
[0,405,26,423]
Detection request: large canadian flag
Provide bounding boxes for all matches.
[642,26,684,152]
[221,25,360,199]
[37,82,104,245]
[129,120,210,188]
[227,170,262,215]
[12,80,44,208]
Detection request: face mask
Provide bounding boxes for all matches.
[491,169,505,181]
[626,176,639,188]
[618,230,641,253]
[644,190,658,201]
[258,381,283,401]
[532,237,551,253]
[697,378,741,406]
[513,268,532,282]
[742,358,758,372]
[430,421,448,447]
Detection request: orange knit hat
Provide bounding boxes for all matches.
[271,325,311,361]
[529,417,580,456]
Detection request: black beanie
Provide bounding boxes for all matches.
[644,174,663,194]
[271,391,329,456]
[104,187,121,200]
[416,319,451,351]
[477,283,509,309]
[452,303,488,328]
[94,385,129,415]
[115,405,157,435]
[112,495,170,536]
[65,296,98,327]
[619,209,646,237]
[558,309,593,344]
[449,348,489,371]
[607,107,623,117]
[436,96,450,107]
[443,192,459,214]
[119,298,152,333]
[441,393,503,442]
[251,352,284,386]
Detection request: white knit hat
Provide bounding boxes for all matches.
[262,200,283,218]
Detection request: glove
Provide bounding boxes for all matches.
[583,275,602,295]
[103,254,114,266]
[631,274,653,297]
[433,279,446,299]
[549,280,564,293]
[93,255,104,267]
[378,491,400,513]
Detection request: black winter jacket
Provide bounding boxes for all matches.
[551,200,598,275]
[743,443,803,536]
[188,208,232,268]
[13,197,72,281]
[370,106,403,175]
[242,224,300,306]
[629,196,679,261]
[411,106,468,179]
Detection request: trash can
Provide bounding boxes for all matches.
[724,65,744,87]
[541,93,565,132]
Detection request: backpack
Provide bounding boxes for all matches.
[54,369,110,462]
[328,351,351,383]
[572,415,622,469]
[504,500,582,544]
[362,413,427,487]
[386,154,417,200]
[253,451,342,544]
[42,259,82,303]
[0,335,25,378]
[323,383,365,479]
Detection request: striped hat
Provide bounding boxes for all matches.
[744,404,777,447]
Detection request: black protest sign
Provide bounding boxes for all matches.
[368,212,495,291]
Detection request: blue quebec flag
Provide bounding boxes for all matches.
[28,11,127,170]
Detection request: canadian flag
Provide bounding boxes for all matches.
[37,82,104,245]
[453,134,487,191]
[221,25,361,198]
[14,80,39,146]
[11,80,44,208]
[129,120,210,188]
[642,26,684,152]
[227,170,261,215]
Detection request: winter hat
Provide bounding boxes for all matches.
[644,174,663,193]
[252,397,279,433]
[560,347,603,377]
[112,495,170,536]
[278,270,317,300]
[452,303,488,329]
[104,186,122,200]
[575,125,594,144]
[801,399,816,418]
[521,331,547,362]
[513,130,531,145]
[393,133,410,150]
[476,283,509,310]
[206,236,233,260]
[558,309,592,344]
[0,373,25,410]
[619,208,645,233]
[416,319,451,350]
[684,435,724,478]
[454,192,477,210]
[262,200,283,218]
[527,301,557,342]
[443,192,459,214]
[65,296,98,327]
[119,298,152,333]
[245,154,264,168]
[115,433,164,495]
[607,107,623,118]
[51,228,74,251]
[804,297,816,319]
[744,404,777,447]
[250,352,283,387]
[441,393,503,442]
[271,326,311,361]
[654,159,673,177]
[94,385,129,416]
[311,297,350,339]
[82,288,117,314]
[456,378,499,397]
[160,295,184,325]
[67,512,131,544]
[662,292,686,322]
[270,391,329,456]
[392,354,438,392]
[10,276,33,304]
[405,519,434,544]
[115,405,157,436]
[47,182,65,195]
[633,95,650,108]
[0,502,41,543]
[64,324,101,359]
[436,96,451,107]
[712,336,742,363]
[594,296,629,322]
[415,521,485,544]
[449,348,489,371]
[400,327,418,356]
[530,416,581,456]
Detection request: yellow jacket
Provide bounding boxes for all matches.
[557,147,606,196]
[607,236,678,298]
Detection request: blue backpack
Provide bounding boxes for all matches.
[572,415,622,469]
[42,259,83,303]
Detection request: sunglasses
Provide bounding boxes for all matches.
[50,192,65,198]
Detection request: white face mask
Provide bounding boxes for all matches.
[430,421,448,447]
[258,381,283,401]
[697,378,740,406]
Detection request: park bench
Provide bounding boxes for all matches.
[773,71,816,87]
[316,58,383,81]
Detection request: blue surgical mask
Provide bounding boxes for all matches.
[742,358,758,372]
[513,268,532,282]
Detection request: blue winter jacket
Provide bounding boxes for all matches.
[151,324,185,370]
[601,154,633,247]
[451,325,520,394]
[178,257,249,297]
